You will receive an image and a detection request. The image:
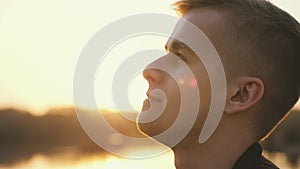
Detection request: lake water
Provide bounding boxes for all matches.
[0,151,175,169]
[0,150,299,169]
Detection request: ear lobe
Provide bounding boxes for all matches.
[225,77,264,115]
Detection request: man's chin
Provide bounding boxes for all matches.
[136,121,153,137]
[137,123,171,147]
[137,120,170,144]
[136,119,159,137]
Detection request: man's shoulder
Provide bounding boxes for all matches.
[233,143,279,169]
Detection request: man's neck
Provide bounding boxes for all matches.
[172,126,256,169]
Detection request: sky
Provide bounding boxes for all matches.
[0,0,299,115]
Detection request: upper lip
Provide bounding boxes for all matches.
[146,89,162,102]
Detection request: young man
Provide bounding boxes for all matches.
[138,0,299,169]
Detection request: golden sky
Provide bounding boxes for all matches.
[0,0,299,115]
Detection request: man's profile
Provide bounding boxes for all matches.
[137,0,300,169]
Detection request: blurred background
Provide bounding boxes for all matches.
[0,0,299,168]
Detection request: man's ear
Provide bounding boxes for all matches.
[224,77,264,115]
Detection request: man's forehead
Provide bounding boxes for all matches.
[182,8,227,27]
[166,18,197,50]
[174,8,228,41]
[164,11,227,72]
[166,8,229,56]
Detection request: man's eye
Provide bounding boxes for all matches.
[176,53,187,62]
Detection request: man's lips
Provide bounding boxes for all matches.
[140,89,167,123]
[142,90,164,111]
[146,90,163,102]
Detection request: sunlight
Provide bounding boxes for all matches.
[293,100,300,111]
[0,0,299,114]
[0,0,175,115]
[263,151,299,169]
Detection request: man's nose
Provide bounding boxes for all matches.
[143,55,167,85]
[143,67,163,85]
[143,59,164,85]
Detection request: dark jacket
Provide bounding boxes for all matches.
[232,143,279,169]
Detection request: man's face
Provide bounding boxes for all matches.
[138,8,225,142]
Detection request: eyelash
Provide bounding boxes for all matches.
[176,53,187,62]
